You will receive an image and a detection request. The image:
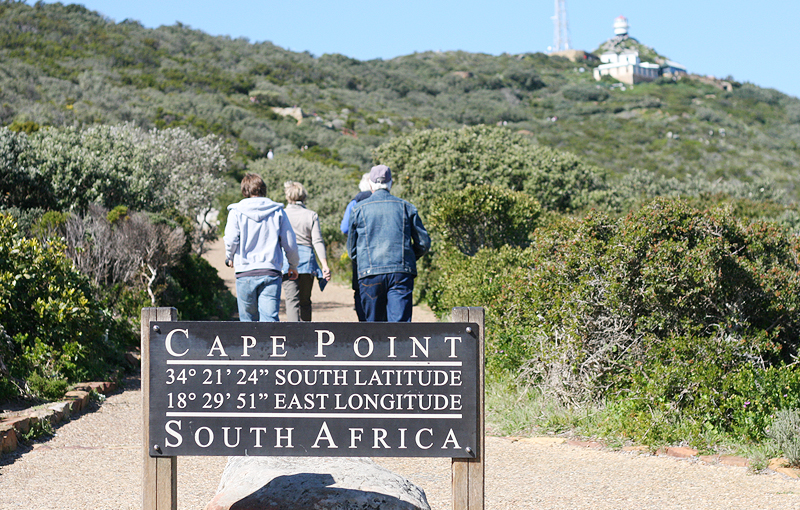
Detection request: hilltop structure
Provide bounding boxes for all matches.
[551,0,571,52]
[593,16,687,85]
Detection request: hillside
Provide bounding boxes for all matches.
[1,2,799,197]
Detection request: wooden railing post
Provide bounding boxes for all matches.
[451,307,485,510]
[142,307,178,510]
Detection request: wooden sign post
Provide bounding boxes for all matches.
[451,307,485,510]
[141,307,178,510]
[141,306,484,510]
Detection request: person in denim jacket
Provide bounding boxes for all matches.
[224,173,299,322]
[346,165,431,322]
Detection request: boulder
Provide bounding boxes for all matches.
[204,456,430,510]
[271,107,304,124]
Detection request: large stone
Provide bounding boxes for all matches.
[64,390,90,412]
[204,456,430,510]
[0,424,18,453]
[271,107,304,124]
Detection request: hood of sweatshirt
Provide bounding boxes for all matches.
[228,197,284,222]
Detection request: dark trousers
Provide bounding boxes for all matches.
[351,260,366,321]
[282,273,314,321]
[358,273,414,322]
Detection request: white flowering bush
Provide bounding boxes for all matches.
[147,127,229,253]
[10,123,228,253]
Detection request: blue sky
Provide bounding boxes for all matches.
[39,1,800,99]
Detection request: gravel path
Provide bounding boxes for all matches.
[2,372,799,509]
[2,243,799,509]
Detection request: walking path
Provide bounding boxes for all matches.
[2,368,799,510]
[1,241,799,509]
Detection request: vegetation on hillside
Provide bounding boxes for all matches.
[0,1,797,197]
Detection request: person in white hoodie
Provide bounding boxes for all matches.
[224,173,299,321]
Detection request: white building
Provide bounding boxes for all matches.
[661,60,688,77]
[592,49,660,85]
[593,16,687,85]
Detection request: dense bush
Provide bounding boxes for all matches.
[2,124,229,253]
[0,214,133,400]
[427,185,542,256]
[373,125,611,213]
[64,205,186,305]
[0,127,50,210]
[561,83,610,102]
[428,198,800,442]
[767,408,800,466]
[163,253,237,321]
[0,122,237,402]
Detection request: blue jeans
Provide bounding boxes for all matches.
[236,274,282,322]
[358,273,414,322]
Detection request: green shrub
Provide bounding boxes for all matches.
[426,244,540,373]
[0,213,131,399]
[733,84,783,106]
[428,198,800,441]
[562,83,610,102]
[27,371,69,401]
[162,253,237,320]
[0,127,51,210]
[30,210,69,241]
[106,205,128,224]
[767,408,800,466]
[428,184,542,256]
[8,120,40,134]
[373,125,611,214]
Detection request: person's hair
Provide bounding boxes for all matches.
[370,180,392,191]
[241,173,267,198]
[358,173,371,192]
[284,181,307,203]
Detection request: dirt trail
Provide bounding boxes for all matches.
[1,242,798,509]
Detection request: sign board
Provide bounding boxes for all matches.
[147,321,479,458]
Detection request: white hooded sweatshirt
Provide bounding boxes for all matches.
[223,197,299,274]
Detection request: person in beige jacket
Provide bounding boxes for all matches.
[281,181,331,321]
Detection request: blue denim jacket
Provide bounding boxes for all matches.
[346,189,431,279]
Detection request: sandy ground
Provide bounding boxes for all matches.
[2,378,799,510]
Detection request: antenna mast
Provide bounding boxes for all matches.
[553,0,571,52]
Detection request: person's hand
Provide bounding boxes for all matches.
[322,266,332,281]
[287,268,299,280]
[225,259,233,268]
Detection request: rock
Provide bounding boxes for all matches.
[204,456,430,510]
[0,424,18,453]
[64,390,90,412]
[664,446,698,459]
[769,457,800,478]
[271,107,304,124]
